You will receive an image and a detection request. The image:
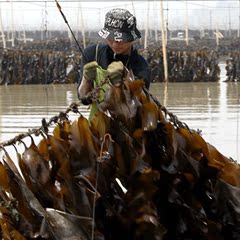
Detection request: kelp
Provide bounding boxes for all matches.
[0,75,239,239]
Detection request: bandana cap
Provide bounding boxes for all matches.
[98,8,141,42]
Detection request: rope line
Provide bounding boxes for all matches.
[0,82,192,148]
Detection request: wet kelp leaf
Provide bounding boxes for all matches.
[44,208,93,240]
[155,171,216,240]
[207,143,240,187]
[139,101,159,131]
[211,179,240,239]
[46,134,72,180]
[2,156,91,239]
[89,111,111,140]
[109,121,142,177]
[1,73,240,240]
[39,133,93,216]
[2,153,89,239]
[2,152,46,238]
[18,138,55,209]
[176,128,229,180]
[37,134,51,161]
[1,147,23,181]
[53,120,71,141]
[177,128,209,161]
[0,157,17,205]
[0,218,27,240]
[128,79,148,104]
[69,115,100,171]
[95,166,166,240]
[0,161,10,192]
[98,82,140,128]
[128,80,162,132]
[126,166,160,201]
[75,133,116,197]
[144,121,179,168]
[20,138,51,191]
[162,122,178,160]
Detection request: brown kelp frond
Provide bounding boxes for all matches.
[53,120,71,141]
[1,146,23,181]
[89,111,111,139]
[69,115,99,169]
[139,101,160,131]
[0,161,10,192]
[0,74,239,239]
[0,101,82,148]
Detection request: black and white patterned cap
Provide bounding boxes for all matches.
[98,8,141,42]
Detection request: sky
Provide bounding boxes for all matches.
[0,0,239,32]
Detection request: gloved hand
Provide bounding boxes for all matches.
[107,61,124,86]
[83,61,99,81]
[80,95,93,105]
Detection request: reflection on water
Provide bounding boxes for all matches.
[0,79,239,162]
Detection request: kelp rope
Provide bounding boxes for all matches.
[0,80,195,240]
[92,133,113,239]
[237,89,239,160]
[0,79,194,148]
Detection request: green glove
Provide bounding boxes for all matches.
[107,61,124,86]
[83,61,99,81]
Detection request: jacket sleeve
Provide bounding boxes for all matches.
[132,55,152,90]
[77,44,97,100]
[78,44,97,84]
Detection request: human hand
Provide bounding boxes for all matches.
[107,61,124,86]
[83,61,99,81]
[80,95,93,105]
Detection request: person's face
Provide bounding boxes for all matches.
[106,39,133,55]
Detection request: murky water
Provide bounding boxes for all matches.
[0,63,239,162]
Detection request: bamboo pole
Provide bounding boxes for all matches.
[41,9,44,41]
[0,4,6,48]
[22,25,26,44]
[238,0,240,38]
[76,6,79,40]
[201,1,205,38]
[185,1,189,46]
[45,1,48,40]
[154,1,158,44]
[68,28,72,42]
[144,1,150,50]
[165,0,169,45]
[41,1,48,41]
[160,0,168,83]
[79,3,86,49]
[10,0,15,47]
[155,27,158,43]
[21,13,27,44]
[215,24,219,48]
[131,1,136,17]
[160,0,168,107]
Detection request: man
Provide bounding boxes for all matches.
[77,8,151,105]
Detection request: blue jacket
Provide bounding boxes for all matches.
[79,43,151,89]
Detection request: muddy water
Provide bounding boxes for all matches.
[0,63,239,162]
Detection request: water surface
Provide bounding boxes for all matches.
[0,67,239,162]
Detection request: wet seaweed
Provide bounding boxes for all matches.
[0,76,239,239]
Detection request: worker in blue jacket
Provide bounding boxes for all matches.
[78,8,151,105]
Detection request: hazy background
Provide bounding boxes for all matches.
[0,0,239,33]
